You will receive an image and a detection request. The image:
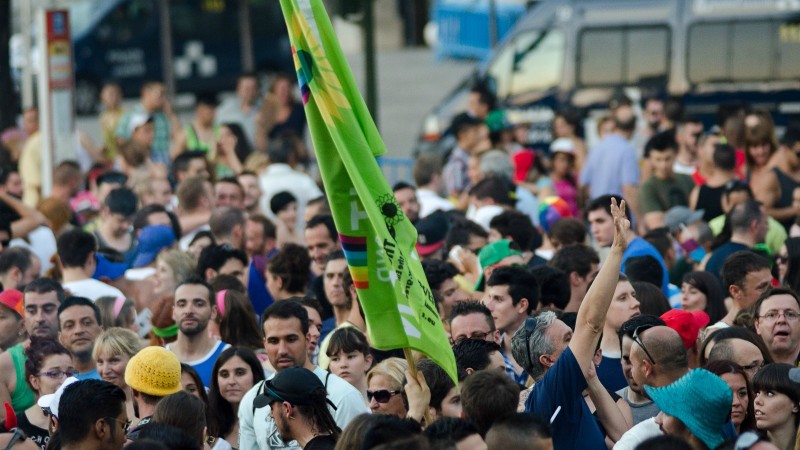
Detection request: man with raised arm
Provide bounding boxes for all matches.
[512,198,630,450]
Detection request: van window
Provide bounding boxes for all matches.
[688,21,800,83]
[578,27,669,86]
[486,29,565,99]
[172,0,239,40]
[95,0,155,44]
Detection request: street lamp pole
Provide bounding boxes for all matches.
[363,0,378,129]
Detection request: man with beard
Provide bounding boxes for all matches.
[0,278,64,421]
[754,287,800,365]
[165,276,230,387]
[265,367,339,450]
[239,301,368,450]
[616,315,666,425]
[58,297,104,380]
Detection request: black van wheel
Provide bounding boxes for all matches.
[75,79,99,116]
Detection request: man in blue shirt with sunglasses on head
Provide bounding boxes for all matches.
[512,197,630,450]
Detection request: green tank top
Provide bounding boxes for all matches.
[9,343,35,413]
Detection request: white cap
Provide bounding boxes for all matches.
[127,113,153,136]
[37,376,79,418]
[550,137,576,155]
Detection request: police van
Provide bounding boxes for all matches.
[417,0,800,154]
[71,0,293,114]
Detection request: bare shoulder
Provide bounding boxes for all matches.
[0,351,13,382]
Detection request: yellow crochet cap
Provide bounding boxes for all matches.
[124,346,182,397]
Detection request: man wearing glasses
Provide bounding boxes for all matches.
[613,326,693,449]
[511,198,630,450]
[754,287,800,365]
[448,300,499,347]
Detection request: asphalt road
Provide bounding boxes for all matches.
[76,47,475,161]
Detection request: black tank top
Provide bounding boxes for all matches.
[696,184,726,222]
[773,167,799,230]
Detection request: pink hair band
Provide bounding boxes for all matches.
[216,290,227,316]
[113,297,126,319]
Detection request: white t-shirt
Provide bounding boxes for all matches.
[62,278,125,301]
[258,163,323,235]
[417,189,454,218]
[238,366,370,450]
[10,226,57,275]
[612,417,661,450]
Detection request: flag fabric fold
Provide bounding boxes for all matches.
[279,0,458,383]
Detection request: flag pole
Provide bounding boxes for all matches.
[403,348,433,426]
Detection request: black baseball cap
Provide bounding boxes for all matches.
[253,367,335,409]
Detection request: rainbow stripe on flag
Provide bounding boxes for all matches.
[339,234,369,289]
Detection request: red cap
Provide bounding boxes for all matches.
[0,289,24,319]
[660,309,709,350]
[512,150,535,183]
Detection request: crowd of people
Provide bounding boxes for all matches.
[0,70,799,450]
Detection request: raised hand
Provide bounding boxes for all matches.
[610,197,630,250]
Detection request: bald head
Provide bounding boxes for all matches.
[640,326,688,373]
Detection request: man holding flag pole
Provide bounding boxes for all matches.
[274,0,458,384]
[237,1,458,448]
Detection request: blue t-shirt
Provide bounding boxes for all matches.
[705,242,750,281]
[168,340,230,387]
[596,355,627,392]
[247,258,274,317]
[621,237,669,294]
[579,133,640,198]
[76,369,101,381]
[525,347,606,450]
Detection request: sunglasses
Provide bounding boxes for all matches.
[523,317,536,369]
[2,428,27,450]
[105,417,132,434]
[366,389,401,403]
[632,325,657,365]
[724,180,750,193]
[451,331,491,346]
[776,255,789,265]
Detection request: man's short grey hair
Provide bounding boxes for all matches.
[511,310,557,381]
[479,150,514,180]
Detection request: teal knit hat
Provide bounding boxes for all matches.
[644,369,732,450]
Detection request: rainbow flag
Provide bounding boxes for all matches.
[279,0,457,383]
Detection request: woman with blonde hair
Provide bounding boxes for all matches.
[93,327,142,423]
[148,250,196,345]
[153,249,196,299]
[366,357,408,417]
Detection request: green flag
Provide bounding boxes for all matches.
[279,0,457,383]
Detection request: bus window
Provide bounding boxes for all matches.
[688,20,800,83]
[779,22,800,78]
[486,29,565,100]
[579,29,623,85]
[687,23,727,83]
[578,27,669,86]
[627,28,669,83]
[510,30,565,95]
[486,36,515,99]
[732,22,771,80]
